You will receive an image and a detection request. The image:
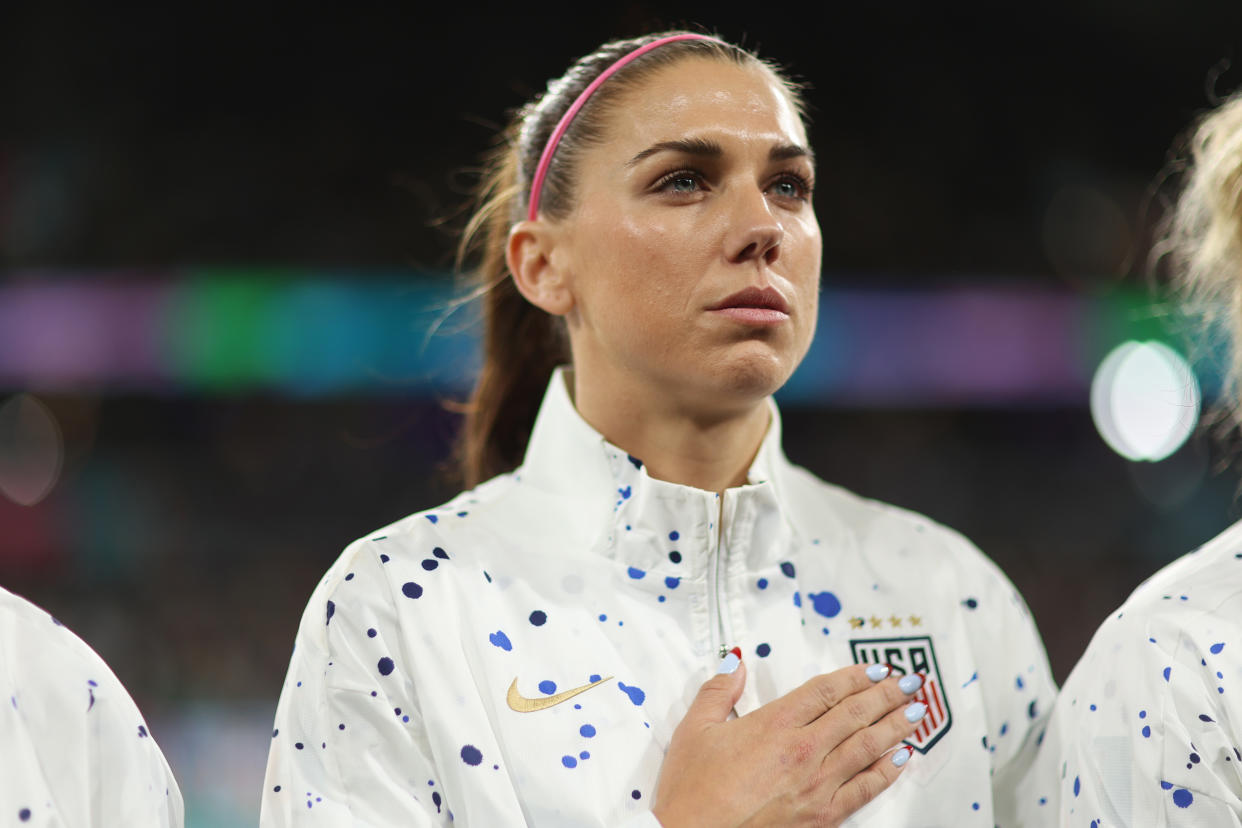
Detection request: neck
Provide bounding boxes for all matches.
[571,370,771,495]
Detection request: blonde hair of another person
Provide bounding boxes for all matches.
[1160,92,1242,425]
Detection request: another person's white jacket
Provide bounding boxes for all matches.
[1015,523,1242,826]
[0,586,184,827]
[263,368,1054,827]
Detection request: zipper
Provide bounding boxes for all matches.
[711,492,732,659]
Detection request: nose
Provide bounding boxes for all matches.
[725,186,783,266]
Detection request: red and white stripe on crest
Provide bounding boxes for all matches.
[911,679,946,744]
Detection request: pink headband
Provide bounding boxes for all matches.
[526,33,719,221]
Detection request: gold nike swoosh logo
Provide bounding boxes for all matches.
[506,676,614,713]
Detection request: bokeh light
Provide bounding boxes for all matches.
[1090,341,1200,462]
[0,393,65,506]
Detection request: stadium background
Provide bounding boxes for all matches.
[3,3,1242,823]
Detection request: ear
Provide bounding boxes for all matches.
[506,220,574,316]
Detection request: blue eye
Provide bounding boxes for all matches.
[770,175,812,200]
[665,175,700,193]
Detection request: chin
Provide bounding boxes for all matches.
[705,349,793,404]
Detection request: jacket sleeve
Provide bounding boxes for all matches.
[261,541,452,827]
[949,540,1057,824]
[1013,597,1242,827]
[0,592,184,828]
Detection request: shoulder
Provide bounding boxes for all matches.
[779,460,1003,579]
[0,587,132,702]
[1071,522,1242,693]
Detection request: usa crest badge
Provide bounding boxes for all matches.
[850,635,951,753]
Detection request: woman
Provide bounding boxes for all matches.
[262,32,1053,826]
[1014,95,1242,826]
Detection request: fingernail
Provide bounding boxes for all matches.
[866,664,891,682]
[717,651,741,674]
[891,746,913,767]
[729,646,742,660]
[898,673,924,694]
[904,702,927,723]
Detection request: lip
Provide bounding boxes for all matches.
[707,286,791,325]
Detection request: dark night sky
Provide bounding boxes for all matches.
[3,2,1241,276]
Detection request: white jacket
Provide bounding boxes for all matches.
[262,369,1054,827]
[0,586,183,827]
[1014,520,1242,826]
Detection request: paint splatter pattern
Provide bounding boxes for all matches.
[262,369,1054,826]
[1013,522,1242,826]
[0,587,184,827]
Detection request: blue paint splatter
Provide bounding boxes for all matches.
[963,597,979,609]
[579,751,590,760]
[963,672,978,688]
[756,643,772,657]
[631,790,642,800]
[627,454,642,470]
[433,547,449,560]
[1161,781,1173,790]
[780,562,796,578]
[972,803,980,811]
[378,658,395,676]
[426,515,438,524]
[627,567,646,580]
[793,592,802,608]
[1016,676,1025,690]
[1163,667,1172,682]
[1172,789,1193,808]
[1142,725,1151,738]
[757,578,768,589]
[538,680,557,695]
[669,531,679,541]
[580,724,596,738]
[809,591,842,618]
[489,631,512,651]
[1028,700,1039,719]
[618,682,646,706]
[461,745,482,766]
[618,486,631,500]
[664,577,680,589]
[402,582,423,599]
[1073,776,1080,797]
[367,628,377,638]
[589,674,601,682]
[529,610,547,626]
[422,559,439,571]
[1211,642,1225,654]
[669,550,682,563]
[561,755,577,768]
[1199,714,1215,722]
[325,601,335,625]
[380,554,389,563]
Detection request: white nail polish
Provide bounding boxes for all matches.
[891,747,912,767]
[717,652,741,674]
[904,702,927,723]
[866,664,890,682]
[898,673,924,695]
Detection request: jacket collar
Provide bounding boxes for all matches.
[518,368,800,571]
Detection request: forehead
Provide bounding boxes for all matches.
[603,57,808,153]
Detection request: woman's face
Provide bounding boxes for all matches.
[552,57,821,416]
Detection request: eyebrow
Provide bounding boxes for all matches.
[625,137,814,168]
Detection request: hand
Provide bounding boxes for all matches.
[651,652,925,828]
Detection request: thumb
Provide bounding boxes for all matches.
[682,647,747,729]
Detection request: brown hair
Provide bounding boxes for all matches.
[1157,92,1242,432]
[454,31,806,486]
